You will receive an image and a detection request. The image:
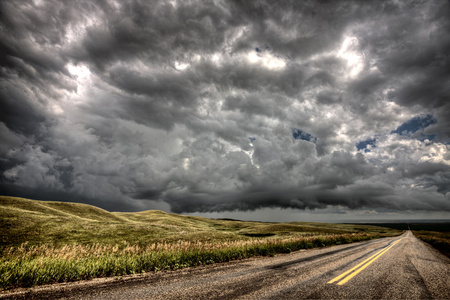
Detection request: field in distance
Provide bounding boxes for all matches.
[0,196,402,290]
[0,196,402,247]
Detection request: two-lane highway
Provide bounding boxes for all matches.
[3,231,450,299]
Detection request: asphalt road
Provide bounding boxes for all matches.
[3,231,450,299]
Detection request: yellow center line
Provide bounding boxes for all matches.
[336,239,403,285]
[328,238,405,285]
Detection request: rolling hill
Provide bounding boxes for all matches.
[0,195,399,247]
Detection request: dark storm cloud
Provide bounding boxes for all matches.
[316,90,342,105]
[354,0,450,139]
[223,94,289,119]
[0,87,47,136]
[229,1,377,60]
[349,73,386,95]
[1,0,449,219]
[69,1,237,71]
[165,182,450,214]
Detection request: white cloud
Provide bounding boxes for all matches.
[337,36,365,78]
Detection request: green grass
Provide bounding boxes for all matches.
[0,196,402,290]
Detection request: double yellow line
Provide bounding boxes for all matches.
[328,238,404,285]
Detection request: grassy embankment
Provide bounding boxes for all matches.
[0,196,401,291]
[411,224,450,258]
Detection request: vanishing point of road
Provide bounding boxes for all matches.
[2,231,450,299]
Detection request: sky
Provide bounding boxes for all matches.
[1,0,450,222]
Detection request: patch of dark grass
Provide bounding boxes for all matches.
[241,233,276,237]
[413,230,450,258]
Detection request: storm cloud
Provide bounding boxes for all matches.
[1,0,449,220]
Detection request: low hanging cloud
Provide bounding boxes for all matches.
[0,0,449,218]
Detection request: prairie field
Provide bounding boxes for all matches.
[0,196,402,290]
[411,224,450,258]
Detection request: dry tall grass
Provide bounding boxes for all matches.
[2,233,380,260]
[413,231,450,258]
[1,232,395,290]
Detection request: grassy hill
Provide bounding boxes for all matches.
[0,196,403,290]
[0,196,399,247]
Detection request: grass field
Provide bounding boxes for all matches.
[410,223,450,258]
[0,196,402,290]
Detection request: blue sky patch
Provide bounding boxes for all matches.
[356,138,376,152]
[391,114,436,136]
[291,128,317,143]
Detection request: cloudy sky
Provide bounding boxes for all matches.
[1,0,450,222]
